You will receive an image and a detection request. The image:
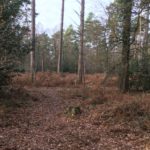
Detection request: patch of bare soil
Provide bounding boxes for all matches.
[0,87,149,150]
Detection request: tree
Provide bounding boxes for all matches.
[51,31,61,71]
[105,0,150,90]
[102,1,124,79]
[35,33,52,72]
[78,0,85,83]
[84,12,107,73]
[142,4,150,73]
[119,0,133,92]
[63,25,79,72]
[31,0,36,82]
[0,0,30,86]
[57,0,65,73]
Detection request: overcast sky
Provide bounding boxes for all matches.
[36,0,113,35]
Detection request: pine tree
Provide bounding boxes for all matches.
[78,0,85,83]
[31,0,36,82]
[57,0,65,73]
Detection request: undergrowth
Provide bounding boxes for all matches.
[0,86,32,116]
[101,97,150,131]
[13,72,78,87]
[12,72,150,131]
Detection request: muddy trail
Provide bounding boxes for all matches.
[0,87,149,150]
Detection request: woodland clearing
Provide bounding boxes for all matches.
[0,73,150,150]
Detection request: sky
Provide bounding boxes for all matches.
[36,0,113,35]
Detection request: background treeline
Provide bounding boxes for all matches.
[0,0,150,91]
[24,13,111,73]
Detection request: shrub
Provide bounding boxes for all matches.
[0,60,14,87]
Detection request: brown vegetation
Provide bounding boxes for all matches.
[0,73,149,149]
[13,72,78,87]
[12,72,150,131]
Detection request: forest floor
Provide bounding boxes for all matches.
[0,73,150,150]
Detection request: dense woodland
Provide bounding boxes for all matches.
[0,0,150,91]
[0,0,150,149]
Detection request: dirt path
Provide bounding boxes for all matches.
[0,87,149,150]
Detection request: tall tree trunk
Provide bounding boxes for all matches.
[57,0,65,73]
[142,4,149,73]
[144,5,149,51]
[119,0,133,92]
[78,0,85,83]
[30,0,36,82]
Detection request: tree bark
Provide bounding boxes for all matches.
[142,4,149,73]
[119,0,133,92]
[78,0,85,84]
[31,0,36,82]
[57,0,65,73]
